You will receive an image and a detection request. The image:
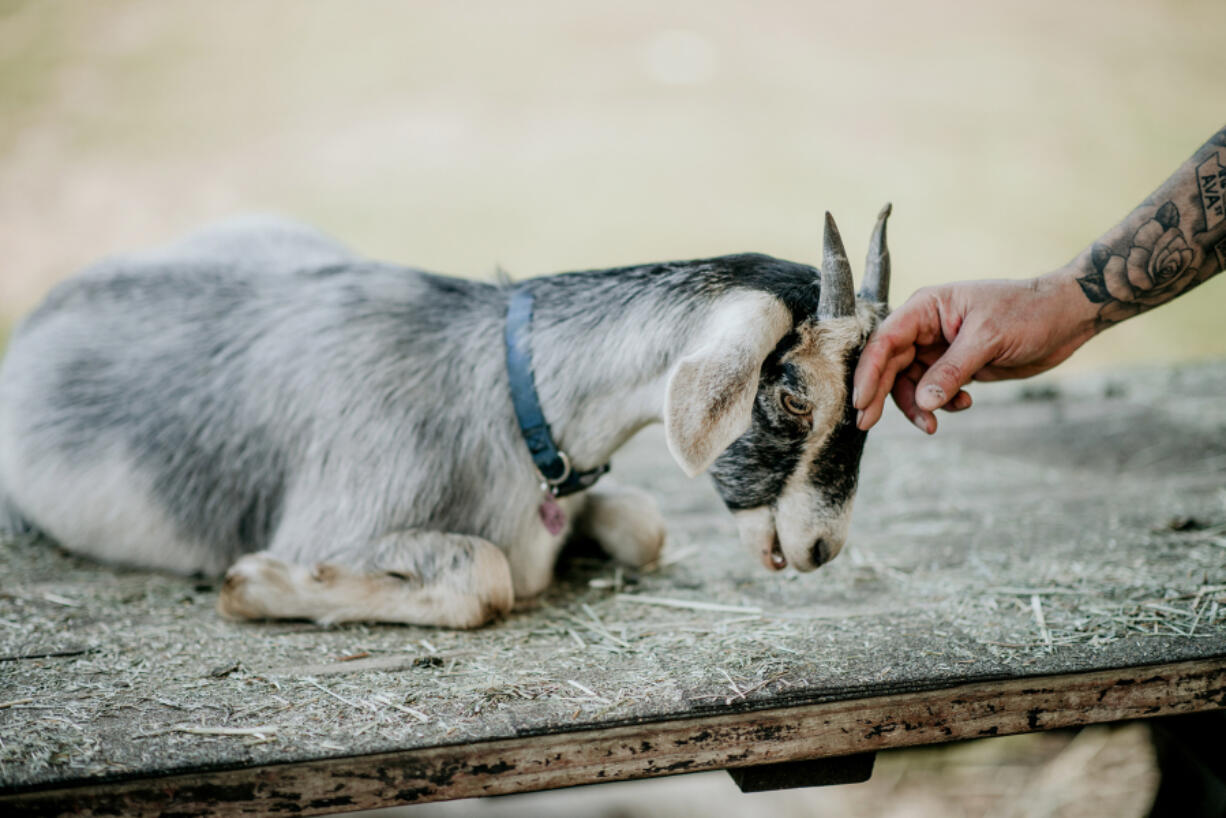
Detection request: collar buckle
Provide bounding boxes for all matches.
[538,451,572,494]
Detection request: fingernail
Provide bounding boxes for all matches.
[852,387,861,408]
[910,414,929,434]
[918,385,946,410]
[856,409,866,429]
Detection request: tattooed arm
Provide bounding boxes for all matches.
[1075,128,1226,326]
[852,125,1226,434]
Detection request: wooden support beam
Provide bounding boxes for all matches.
[1148,710,1226,817]
[3,657,1224,817]
[727,752,876,792]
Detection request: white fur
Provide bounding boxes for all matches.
[775,469,855,570]
[219,541,514,628]
[0,214,882,628]
[730,312,872,571]
[0,432,220,574]
[664,291,792,476]
[734,506,780,572]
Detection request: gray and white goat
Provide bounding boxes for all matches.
[0,208,891,628]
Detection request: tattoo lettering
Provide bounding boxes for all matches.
[1198,152,1226,230]
[1076,201,1199,324]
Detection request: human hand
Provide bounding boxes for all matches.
[852,274,1097,434]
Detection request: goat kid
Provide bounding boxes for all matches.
[0,208,892,628]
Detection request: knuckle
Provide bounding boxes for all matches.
[930,361,965,389]
[975,318,1005,348]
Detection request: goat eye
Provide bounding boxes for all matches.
[781,393,812,417]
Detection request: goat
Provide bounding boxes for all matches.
[0,208,892,628]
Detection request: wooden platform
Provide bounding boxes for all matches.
[3,363,1225,816]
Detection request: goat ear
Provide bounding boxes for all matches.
[664,293,791,477]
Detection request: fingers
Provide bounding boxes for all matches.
[853,289,945,430]
[853,328,915,425]
[855,345,915,430]
[885,362,971,434]
[852,284,990,432]
[946,390,973,411]
[891,362,935,434]
[911,331,999,413]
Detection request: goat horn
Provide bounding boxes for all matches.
[858,202,892,304]
[818,211,856,320]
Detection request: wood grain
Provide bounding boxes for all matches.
[5,657,1223,817]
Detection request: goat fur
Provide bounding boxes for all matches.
[0,215,880,626]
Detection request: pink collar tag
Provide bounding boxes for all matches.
[538,494,566,535]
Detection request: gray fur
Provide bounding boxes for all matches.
[0,481,28,535]
[0,214,885,610]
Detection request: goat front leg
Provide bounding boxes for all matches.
[217,530,514,628]
[574,484,667,569]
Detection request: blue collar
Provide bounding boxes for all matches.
[504,287,610,498]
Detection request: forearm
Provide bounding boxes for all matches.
[853,124,1226,433]
[1066,125,1226,331]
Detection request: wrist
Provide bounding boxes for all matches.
[1035,265,1100,344]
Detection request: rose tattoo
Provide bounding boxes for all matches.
[1076,201,1197,323]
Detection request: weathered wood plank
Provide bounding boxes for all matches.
[4,657,1223,817]
[4,365,1226,804]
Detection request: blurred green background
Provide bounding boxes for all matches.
[2,0,1224,377]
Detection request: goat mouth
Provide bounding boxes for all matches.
[766,535,787,571]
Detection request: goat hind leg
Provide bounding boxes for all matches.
[574,484,667,569]
[217,530,514,628]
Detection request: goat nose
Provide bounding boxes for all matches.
[811,538,832,567]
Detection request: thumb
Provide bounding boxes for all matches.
[913,331,997,412]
